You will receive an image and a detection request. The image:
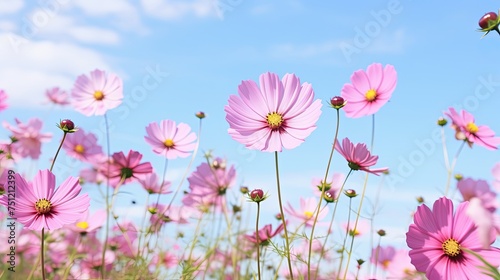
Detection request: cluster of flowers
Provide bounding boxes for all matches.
[0,54,499,279]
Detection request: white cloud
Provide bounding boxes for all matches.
[0,0,24,14]
[0,33,115,108]
[141,0,217,20]
[0,20,16,32]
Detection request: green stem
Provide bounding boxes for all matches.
[336,196,353,280]
[444,141,465,197]
[256,202,261,280]
[41,228,46,280]
[101,113,111,280]
[274,151,294,280]
[49,132,67,172]
[308,108,341,279]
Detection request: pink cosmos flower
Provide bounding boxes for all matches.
[466,198,496,249]
[3,118,52,160]
[185,157,236,210]
[45,87,70,105]
[406,197,500,280]
[0,89,7,112]
[284,197,329,227]
[457,177,498,212]
[370,245,396,270]
[244,223,284,245]
[341,63,397,118]
[62,128,103,162]
[311,173,344,201]
[71,69,123,116]
[225,72,322,152]
[138,171,172,194]
[386,249,420,279]
[445,107,500,150]
[144,120,197,159]
[150,249,179,269]
[0,169,90,230]
[335,138,388,175]
[67,208,106,234]
[106,150,153,187]
[342,219,369,237]
[492,162,500,191]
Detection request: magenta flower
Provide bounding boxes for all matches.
[244,223,284,245]
[45,87,70,105]
[0,89,7,112]
[71,69,123,116]
[62,128,103,162]
[406,197,500,280]
[370,245,396,270]
[341,63,397,118]
[335,138,388,175]
[107,150,153,187]
[457,177,498,212]
[225,72,322,152]
[3,118,52,160]
[0,169,90,230]
[67,209,106,234]
[445,107,500,150]
[144,120,197,159]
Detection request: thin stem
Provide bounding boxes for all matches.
[256,202,262,280]
[444,141,465,196]
[372,235,382,278]
[101,113,112,279]
[49,132,67,172]
[41,228,46,280]
[336,196,353,280]
[342,172,369,280]
[308,108,341,279]
[274,151,294,280]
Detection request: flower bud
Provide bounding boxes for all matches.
[344,189,357,198]
[240,186,249,194]
[195,111,206,119]
[416,196,424,204]
[454,173,463,181]
[275,213,282,220]
[249,189,266,202]
[330,96,346,109]
[479,12,498,29]
[377,229,386,236]
[148,207,158,215]
[58,119,78,133]
[357,259,365,266]
[437,117,448,126]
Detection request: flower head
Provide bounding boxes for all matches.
[3,118,52,160]
[137,171,172,194]
[67,209,106,234]
[244,223,284,245]
[107,150,153,187]
[71,69,123,116]
[335,138,388,175]
[341,63,397,118]
[45,87,70,106]
[225,72,322,152]
[445,107,500,150]
[0,170,90,230]
[62,129,103,162]
[284,197,328,227]
[478,10,500,37]
[406,197,500,279]
[144,120,197,159]
[370,245,396,270]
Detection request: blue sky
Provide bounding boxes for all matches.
[1,0,500,275]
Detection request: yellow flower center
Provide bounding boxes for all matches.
[76,221,89,230]
[164,139,174,148]
[382,260,390,269]
[442,238,461,257]
[349,228,360,236]
[266,112,283,130]
[74,144,85,154]
[35,198,52,214]
[365,89,377,101]
[466,122,479,134]
[304,211,313,219]
[94,91,104,100]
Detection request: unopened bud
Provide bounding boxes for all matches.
[344,189,357,198]
[437,117,448,126]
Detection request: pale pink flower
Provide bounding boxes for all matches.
[108,221,138,258]
[341,63,397,118]
[492,162,500,191]
[149,204,193,232]
[445,107,500,150]
[457,177,498,212]
[106,150,153,187]
[150,248,179,269]
[138,171,172,194]
[342,219,369,237]
[79,153,108,185]
[370,245,396,270]
[0,169,90,230]
[71,69,123,116]
[67,208,106,233]
[0,89,7,112]
[285,197,328,227]
[244,223,284,245]
[406,197,500,280]
[466,198,496,249]
[311,173,344,200]
[144,119,197,159]
[386,249,420,279]
[3,118,52,160]
[335,138,388,175]
[62,128,103,162]
[225,72,322,152]
[45,87,70,105]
